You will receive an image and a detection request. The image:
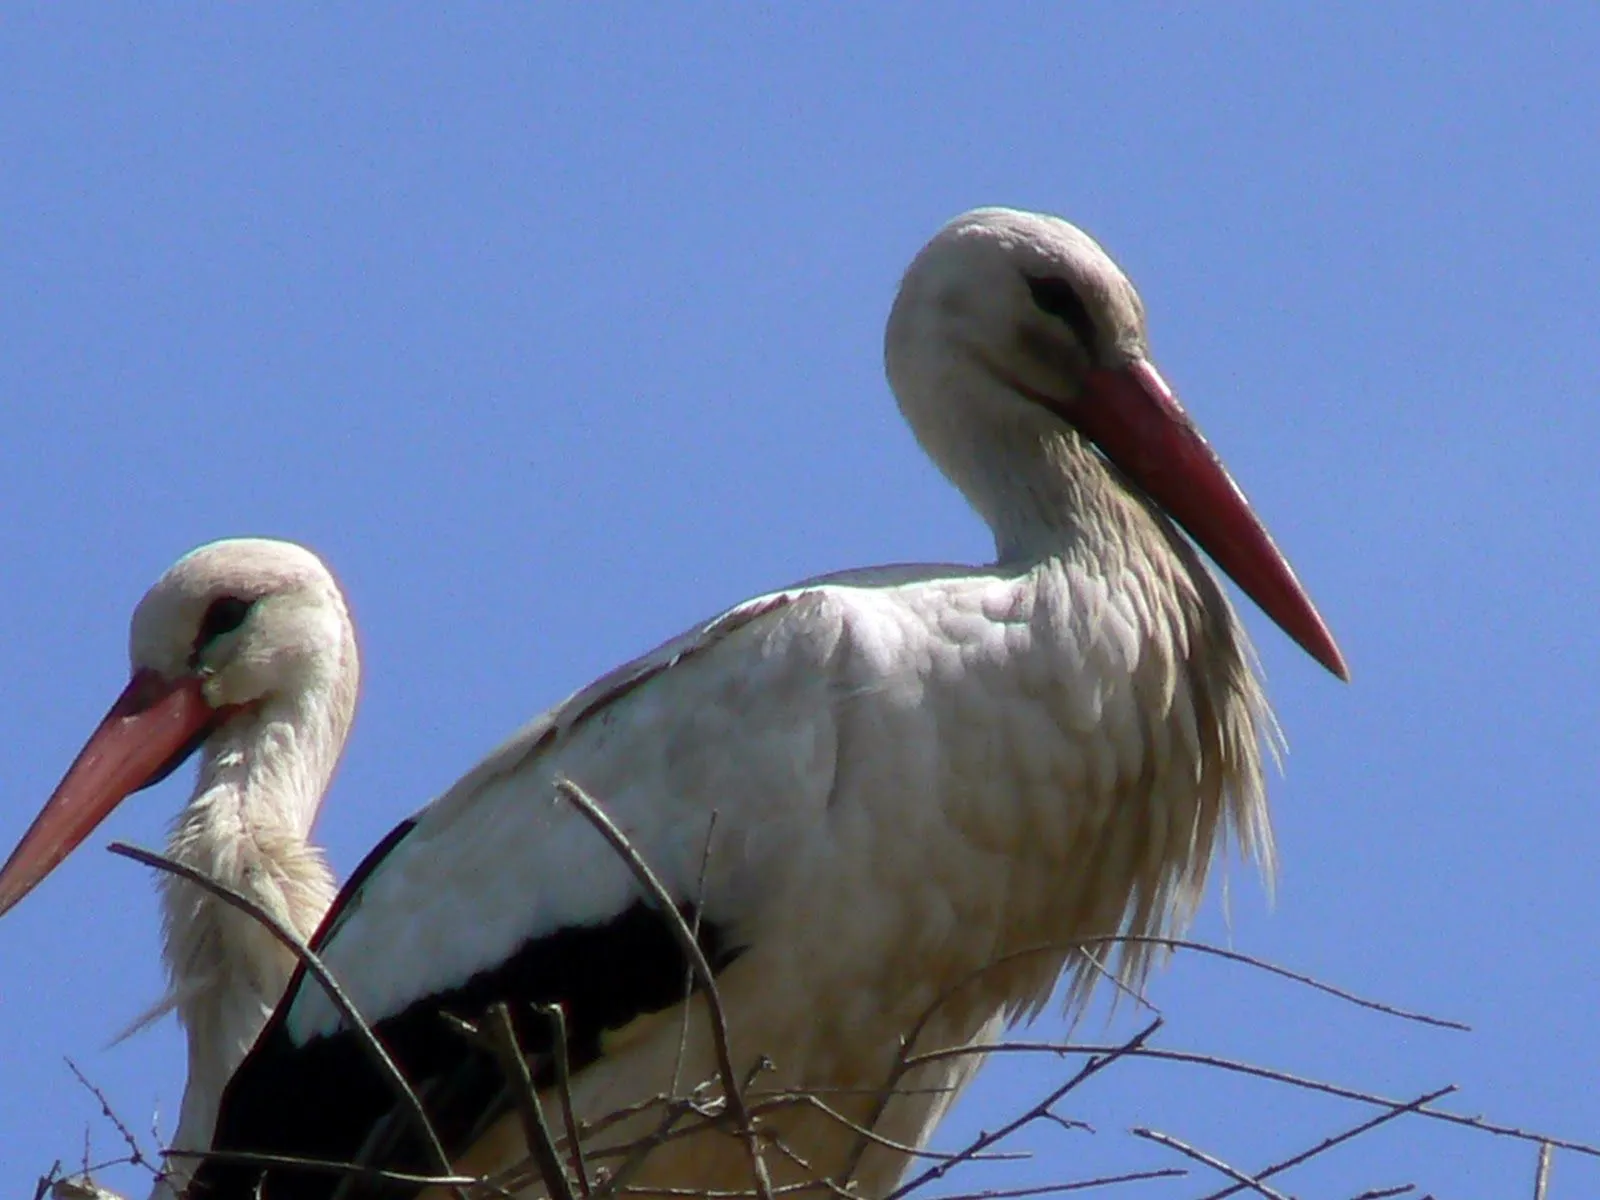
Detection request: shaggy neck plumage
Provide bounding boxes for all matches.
[160,689,344,976]
[903,371,1278,992]
[150,691,345,1198]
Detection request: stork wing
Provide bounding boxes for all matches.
[199,586,853,1197]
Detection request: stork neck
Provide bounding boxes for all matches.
[924,389,1156,570]
[153,688,346,1176]
[196,695,341,838]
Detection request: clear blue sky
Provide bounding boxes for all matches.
[2,7,1596,1196]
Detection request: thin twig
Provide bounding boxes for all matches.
[64,1059,151,1175]
[574,1085,1020,1177]
[105,842,457,1187]
[162,1148,494,1192]
[592,1102,700,1200]
[1347,1186,1415,1200]
[1534,1142,1554,1200]
[904,1039,1600,1160]
[485,1002,577,1200]
[846,927,1463,1187]
[929,1167,1187,1199]
[885,1018,1163,1200]
[1131,1128,1289,1200]
[763,1132,858,1200]
[555,779,773,1200]
[1077,945,1162,1017]
[1197,1084,1457,1200]
[614,1185,831,1198]
[539,1002,593,1198]
[747,1093,1026,1163]
[1076,935,1469,1031]
[674,812,721,1097]
[569,1092,686,1146]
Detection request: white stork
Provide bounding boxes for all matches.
[196,207,1346,1199]
[0,538,358,1199]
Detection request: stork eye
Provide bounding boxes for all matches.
[197,595,254,648]
[1025,275,1100,362]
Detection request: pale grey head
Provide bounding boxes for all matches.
[884,205,1347,681]
[131,537,360,718]
[0,537,360,917]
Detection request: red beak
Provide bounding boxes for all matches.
[0,670,216,918]
[1067,359,1349,680]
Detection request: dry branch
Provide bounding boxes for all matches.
[19,811,1577,1200]
[1130,1128,1289,1200]
[1070,936,1469,1032]
[926,1169,1187,1200]
[905,1038,1600,1161]
[64,1059,154,1180]
[485,1002,577,1200]
[1196,1084,1457,1200]
[538,1002,593,1198]
[1534,1142,1554,1200]
[555,778,774,1200]
[884,1019,1163,1200]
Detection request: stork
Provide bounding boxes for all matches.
[197,207,1346,1199]
[0,538,358,1199]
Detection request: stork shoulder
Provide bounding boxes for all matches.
[283,583,865,1039]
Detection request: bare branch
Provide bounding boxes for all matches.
[1534,1142,1554,1200]
[885,1018,1163,1200]
[762,1131,858,1200]
[162,1148,494,1192]
[1131,1128,1289,1200]
[674,812,722,1098]
[1197,1084,1457,1200]
[592,1103,700,1200]
[1073,945,1163,1018]
[1076,935,1469,1031]
[747,1092,1027,1163]
[845,926,1465,1187]
[64,1059,152,1177]
[614,1185,832,1197]
[927,1166,1187,1199]
[63,831,1557,1200]
[484,1002,577,1200]
[538,1002,593,1198]
[555,778,773,1200]
[904,1039,1600,1160]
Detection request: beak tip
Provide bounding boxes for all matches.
[1297,617,1349,683]
[0,871,41,921]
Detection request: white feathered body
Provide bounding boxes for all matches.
[294,549,1269,1196]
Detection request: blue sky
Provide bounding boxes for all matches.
[1,7,1596,1195]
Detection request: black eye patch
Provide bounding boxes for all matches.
[197,595,254,649]
[1025,275,1100,364]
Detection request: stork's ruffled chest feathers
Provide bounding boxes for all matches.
[747,554,1269,1015]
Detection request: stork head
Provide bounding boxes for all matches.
[0,538,359,917]
[886,206,1347,681]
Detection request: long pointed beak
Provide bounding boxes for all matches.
[0,670,216,918]
[1070,359,1349,680]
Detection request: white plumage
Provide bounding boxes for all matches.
[200,206,1345,1200]
[0,539,357,1199]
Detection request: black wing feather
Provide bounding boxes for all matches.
[196,870,739,1199]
